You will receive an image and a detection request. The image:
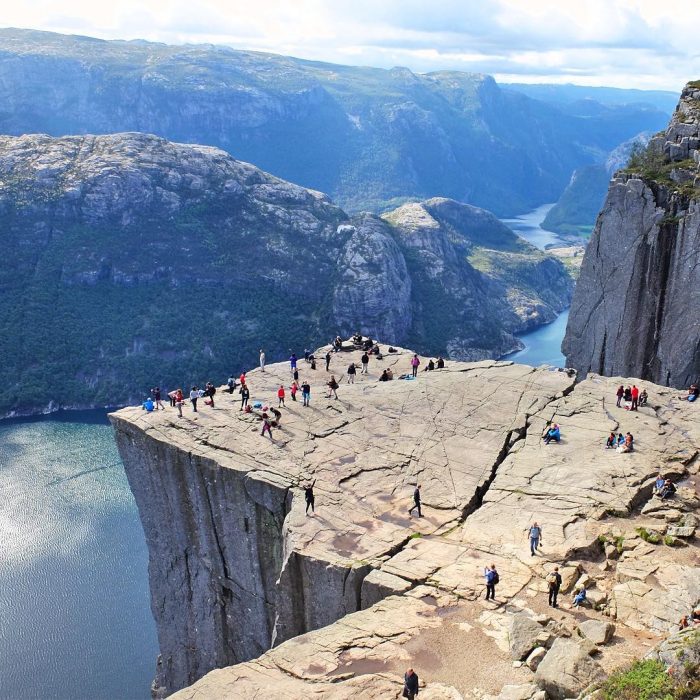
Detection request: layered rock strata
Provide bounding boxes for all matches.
[113,346,700,698]
[564,82,700,387]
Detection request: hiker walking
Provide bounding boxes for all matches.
[239,384,250,411]
[261,412,273,439]
[484,564,498,601]
[277,385,286,407]
[546,566,562,608]
[411,354,420,377]
[347,362,356,384]
[259,349,265,372]
[408,484,422,517]
[361,352,369,374]
[528,522,542,556]
[327,375,339,400]
[304,479,316,516]
[301,381,311,407]
[403,668,419,700]
[325,351,332,372]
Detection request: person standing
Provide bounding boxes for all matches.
[616,385,624,408]
[411,354,420,377]
[631,385,639,411]
[484,564,498,601]
[277,385,286,407]
[151,387,165,410]
[325,351,332,372]
[361,352,369,374]
[290,381,299,402]
[259,349,266,372]
[227,375,236,394]
[289,353,297,375]
[301,380,311,407]
[403,668,419,700]
[327,376,339,400]
[408,484,422,517]
[239,384,250,411]
[347,362,356,384]
[547,566,562,608]
[304,479,316,516]
[174,388,184,417]
[528,522,542,556]
[189,386,201,412]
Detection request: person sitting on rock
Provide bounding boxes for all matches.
[654,473,666,495]
[617,433,625,447]
[379,369,390,382]
[543,424,560,444]
[605,432,616,449]
[142,397,155,412]
[363,337,373,351]
[679,614,690,630]
[617,432,634,453]
[660,479,677,499]
[423,359,435,372]
[386,368,393,380]
[692,609,700,624]
[681,383,699,402]
[639,389,648,407]
[572,587,587,607]
[436,357,445,369]
[352,331,363,346]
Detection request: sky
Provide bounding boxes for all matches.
[2,0,699,91]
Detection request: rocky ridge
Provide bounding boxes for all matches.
[564,81,700,387]
[0,132,571,416]
[111,344,700,698]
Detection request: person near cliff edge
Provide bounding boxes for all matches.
[528,522,542,556]
[403,668,419,699]
[304,479,316,516]
[174,388,185,418]
[189,386,202,412]
[239,383,250,411]
[631,385,639,411]
[616,385,624,408]
[142,396,155,412]
[408,484,422,517]
[347,362,356,384]
[411,354,420,377]
[325,351,332,372]
[546,566,562,608]
[259,349,265,372]
[484,564,498,601]
[261,412,273,439]
[151,386,165,410]
[361,351,369,374]
[289,353,297,375]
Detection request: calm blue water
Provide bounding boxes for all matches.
[0,410,157,700]
[501,203,570,368]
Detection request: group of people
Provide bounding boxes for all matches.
[615,384,647,410]
[654,473,677,499]
[605,431,634,453]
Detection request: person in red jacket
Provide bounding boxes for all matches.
[631,385,639,411]
[277,385,286,407]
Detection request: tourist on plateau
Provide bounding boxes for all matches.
[151,386,164,410]
[546,566,562,608]
[616,384,624,407]
[259,349,265,372]
[239,383,250,411]
[304,479,316,516]
[260,412,273,439]
[408,484,422,517]
[411,354,420,377]
[528,522,542,555]
[189,386,203,412]
[403,668,420,699]
[347,362,356,384]
[301,380,311,407]
[327,375,339,400]
[277,385,286,407]
[484,564,498,601]
[361,351,369,374]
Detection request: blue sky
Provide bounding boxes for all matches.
[3,0,699,91]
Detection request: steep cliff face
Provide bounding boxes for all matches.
[0,28,670,215]
[0,133,572,416]
[564,82,700,387]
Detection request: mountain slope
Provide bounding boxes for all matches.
[563,82,700,387]
[0,28,670,215]
[0,132,572,416]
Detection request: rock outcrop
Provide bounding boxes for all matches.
[564,82,700,387]
[112,343,700,698]
[0,133,571,417]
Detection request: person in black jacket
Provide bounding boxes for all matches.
[403,668,419,699]
[408,485,422,517]
[547,566,562,607]
[304,479,316,516]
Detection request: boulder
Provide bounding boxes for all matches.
[526,646,548,671]
[360,569,412,609]
[509,615,544,660]
[485,684,541,700]
[586,589,608,609]
[666,525,695,538]
[577,620,615,645]
[535,638,605,700]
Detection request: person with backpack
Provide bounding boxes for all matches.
[403,668,419,699]
[301,381,311,407]
[361,352,369,374]
[484,564,499,601]
[227,375,236,394]
[408,484,422,517]
[528,522,542,556]
[239,383,250,411]
[546,566,562,608]
[277,385,286,407]
[347,362,356,384]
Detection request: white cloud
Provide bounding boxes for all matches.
[1,0,698,90]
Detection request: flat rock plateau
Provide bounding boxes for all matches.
[110,343,700,699]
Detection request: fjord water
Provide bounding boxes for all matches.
[502,203,569,367]
[0,411,157,700]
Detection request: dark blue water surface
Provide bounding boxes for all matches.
[0,410,157,700]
